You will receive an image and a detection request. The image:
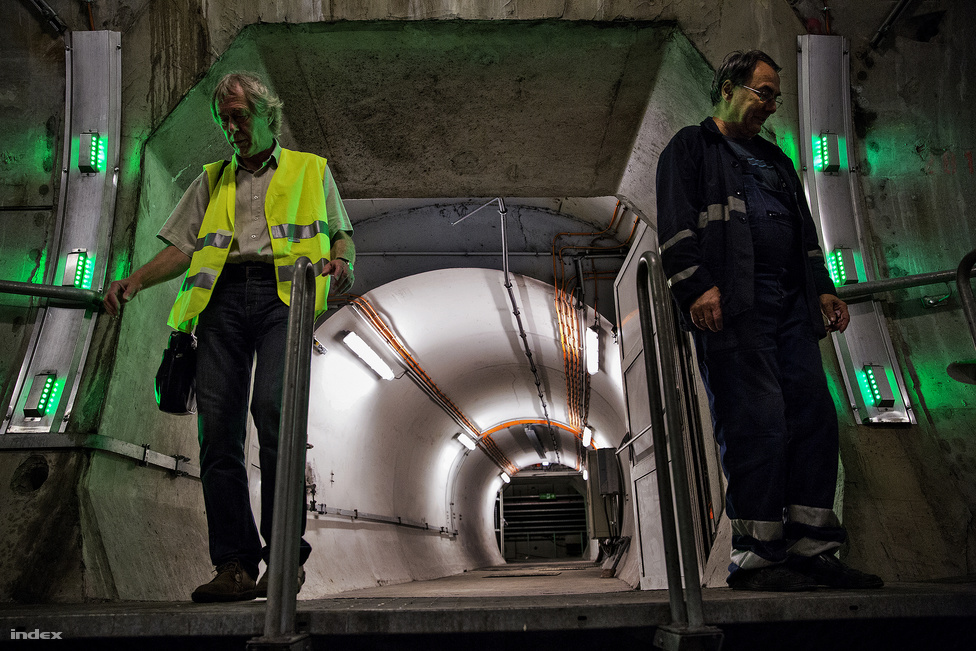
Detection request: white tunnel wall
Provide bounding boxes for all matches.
[241,268,628,596]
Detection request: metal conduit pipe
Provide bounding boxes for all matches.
[495,198,557,462]
[310,504,457,536]
[869,0,914,49]
[253,257,315,649]
[0,432,199,478]
[636,252,722,648]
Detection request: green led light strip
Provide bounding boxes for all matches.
[828,249,847,285]
[73,253,94,289]
[813,135,830,172]
[36,376,63,416]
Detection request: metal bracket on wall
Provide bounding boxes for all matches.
[3,31,122,436]
[797,35,914,424]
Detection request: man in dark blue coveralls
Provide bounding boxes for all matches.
[656,50,883,591]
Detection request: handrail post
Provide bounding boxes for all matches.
[956,248,976,350]
[248,256,316,651]
[637,252,723,650]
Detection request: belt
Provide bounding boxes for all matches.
[219,262,276,282]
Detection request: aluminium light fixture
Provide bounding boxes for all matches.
[62,249,94,288]
[813,132,840,174]
[455,432,477,450]
[24,372,61,418]
[78,131,107,173]
[828,247,859,286]
[582,425,593,448]
[500,472,511,484]
[342,331,394,380]
[861,364,895,408]
[585,325,600,375]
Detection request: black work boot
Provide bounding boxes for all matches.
[727,565,818,592]
[191,559,257,603]
[789,553,884,589]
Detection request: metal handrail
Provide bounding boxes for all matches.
[252,257,316,648]
[834,248,976,350]
[0,279,102,310]
[636,251,706,629]
[956,249,976,350]
[835,265,976,302]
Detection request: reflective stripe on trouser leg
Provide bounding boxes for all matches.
[730,519,787,570]
[786,504,846,557]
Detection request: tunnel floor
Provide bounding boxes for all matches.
[1,561,973,650]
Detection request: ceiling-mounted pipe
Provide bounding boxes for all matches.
[869,0,913,49]
[497,198,558,463]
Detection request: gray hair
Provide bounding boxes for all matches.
[710,50,782,105]
[211,72,284,137]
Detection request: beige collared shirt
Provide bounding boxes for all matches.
[158,142,354,265]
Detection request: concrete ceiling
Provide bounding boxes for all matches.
[140,18,702,481]
[149,20,675,200]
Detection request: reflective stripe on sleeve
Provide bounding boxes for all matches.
[667,265,699,288]
[660,229,694,253]
[271,221,329,242]
[193,230,233,252]
[180,267,220,292]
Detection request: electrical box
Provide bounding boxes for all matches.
[586,448,623,540]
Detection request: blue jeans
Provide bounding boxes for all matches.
[195,263,311,579]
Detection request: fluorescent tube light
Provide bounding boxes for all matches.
[342,332,394,380]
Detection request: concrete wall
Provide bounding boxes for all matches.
[2,0,975,603]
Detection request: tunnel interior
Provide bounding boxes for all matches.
[84,19,718,598]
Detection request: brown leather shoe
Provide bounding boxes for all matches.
[251,565,306,599]
[191,560,257,603]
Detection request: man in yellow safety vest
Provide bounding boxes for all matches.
[104,72,355,602]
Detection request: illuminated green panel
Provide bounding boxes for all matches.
[860,364,895,408]
[77,255,94,288]
[78,132,106,173]
[828,249,846,285]
[828,247,858,285]
[813,135,827,172]
[813,133,840,174]
[24,373,63,418]
[63,250,95,289]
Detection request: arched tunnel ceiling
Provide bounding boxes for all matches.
[312,268,626,472]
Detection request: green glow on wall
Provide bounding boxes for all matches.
[31,249,48,284]
[777,130,800,171]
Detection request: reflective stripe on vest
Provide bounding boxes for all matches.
[167,149,332,332]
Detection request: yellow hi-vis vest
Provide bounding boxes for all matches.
[167,149,332,332]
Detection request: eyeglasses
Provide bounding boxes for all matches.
[741,84,784,107]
